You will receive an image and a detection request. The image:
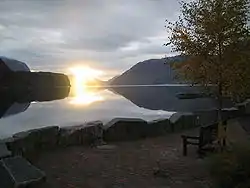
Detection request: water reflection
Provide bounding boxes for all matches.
[0,87,70,119]
[69,85,104,106]
[110,86,233,112]
[69,76,104,106]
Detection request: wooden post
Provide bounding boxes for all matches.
[182,136,187,156]
[222,120,227,147]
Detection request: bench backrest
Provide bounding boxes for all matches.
[199,123,218,147]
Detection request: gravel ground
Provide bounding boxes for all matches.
[34,128,213,188]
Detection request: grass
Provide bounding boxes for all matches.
[208,144,250,188]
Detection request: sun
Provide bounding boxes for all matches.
[69,66,103,84]
[69,66,104,106]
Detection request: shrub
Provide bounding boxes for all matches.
[208,145,250,188]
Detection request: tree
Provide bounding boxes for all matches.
[167,0,250,147]
[167,0,250,105]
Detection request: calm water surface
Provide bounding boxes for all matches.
[0,84,227,138]
[0,86,174,138]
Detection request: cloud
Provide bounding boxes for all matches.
[0,0,181,79]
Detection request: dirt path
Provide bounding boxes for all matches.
[34,128,212,188]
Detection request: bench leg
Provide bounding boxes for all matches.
[222,138,226,147]
[171,123,175,132]
[198,146,203,158]
[182,138,187,156]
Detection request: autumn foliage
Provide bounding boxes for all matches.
[167,0,250,102]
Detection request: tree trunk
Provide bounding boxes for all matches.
[217,82,226,150]
[217,31,227,149]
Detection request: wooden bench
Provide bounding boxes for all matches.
[181,123,219,156]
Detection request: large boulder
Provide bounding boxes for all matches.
[195,110,218,126]
[235,99,250,116]
[0,156,46,188]
[5,126,59,158]
[195,108,240,126]
[0,143,12,159]
[244,99,250,115]
[2,71,70,88]
[170,113,198,132]
[146,119,172,137]
[58,121,103,147]
[222,107,240,120]
[103,118,148,141]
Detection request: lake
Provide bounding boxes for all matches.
[0,84,229,138]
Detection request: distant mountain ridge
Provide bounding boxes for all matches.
[109,55,186,85]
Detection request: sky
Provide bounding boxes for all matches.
[0,0,181,80]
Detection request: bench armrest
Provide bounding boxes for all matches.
[181,135,200,140]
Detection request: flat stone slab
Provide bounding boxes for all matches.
[58,121,103,147]
[0,160,14,188]
[96,145,117,150]
[0,143,12,159]
[0,156,46,188]
[103,118,148,141]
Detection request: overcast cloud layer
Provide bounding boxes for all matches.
[0,0,180,79]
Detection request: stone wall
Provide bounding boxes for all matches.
[0,113,202,159]
[2,104,246,159]
[58,121,103,147]
[103,118,148,141]
[3,126,60,159]
[236,99,250,116]
[2,91,249,161]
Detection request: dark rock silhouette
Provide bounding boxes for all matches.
[0,57,70,119]
[0,57,70,88]
[0,156,46,188]
[1,72,70,88]
[0,86,70,119]
[0,57,30,81]
[103,118,148,141]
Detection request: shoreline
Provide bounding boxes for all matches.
[0,105,245,187]
[0,106,238,140]
[0,113,199,160]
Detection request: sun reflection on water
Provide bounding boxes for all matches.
[69,66,104,106]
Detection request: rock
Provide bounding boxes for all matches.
[0,156,46,188]
[184,114,199,129]
[3,137,28,157]
[170,113,197,132]
[1,137,21,156]
[103,118,148,141]
[58,121,103,147]
[236,100,250,116]
[146,119,172,137]
[153,168,170,178]
[195,108,240,126]
[6,126,59,157]
[0,143,12,159]
[2,71,70,88]
[195,110,218,126]
[245,99,250,115]
[96,145,117,150]
[0,160,14,188]
[222,107,240,119]
[14,126,59,148]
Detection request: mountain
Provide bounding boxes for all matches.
[81,78,103,86]
[109,55,186,85]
